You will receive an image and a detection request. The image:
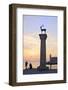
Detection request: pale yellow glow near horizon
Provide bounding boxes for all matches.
[23,32,57,64]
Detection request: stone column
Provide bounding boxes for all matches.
[39,34,47,67]
[37,28,48,70]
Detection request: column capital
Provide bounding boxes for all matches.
[39,34,47,39]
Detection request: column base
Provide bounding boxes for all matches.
[37,65,49,71]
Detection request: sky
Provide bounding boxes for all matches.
[23,15,57,68]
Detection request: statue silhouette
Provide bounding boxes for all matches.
[29,63,32,69]
[25,61,28,69]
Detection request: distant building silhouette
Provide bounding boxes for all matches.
[46,54,57,69]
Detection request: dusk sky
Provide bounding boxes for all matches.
[23,15,57,68]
